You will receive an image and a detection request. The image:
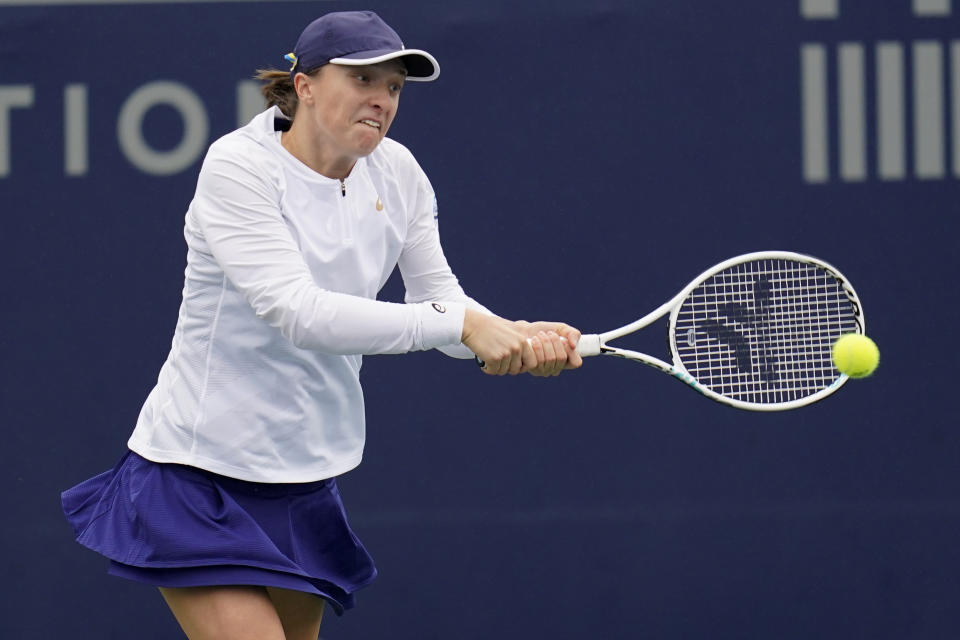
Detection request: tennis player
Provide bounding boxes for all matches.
[61,10,580,640]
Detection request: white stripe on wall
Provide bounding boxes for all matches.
[876,42,906,180]
[913,41,945,179]
[839,43,866,181]
[0,86,34,177]
[65,84,88,177]
[801,0,839,19]
[236,81,266,128]
[913,0,952,16]
[801,44,830,183]
[952,41,960,178]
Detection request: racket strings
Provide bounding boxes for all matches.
[672,259,860,404]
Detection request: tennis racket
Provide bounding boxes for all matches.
[576,251,865,411]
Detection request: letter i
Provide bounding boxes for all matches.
[65,84,88,176]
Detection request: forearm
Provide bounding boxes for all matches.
[256,277,465,353]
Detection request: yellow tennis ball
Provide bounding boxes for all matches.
[832,334,880,378]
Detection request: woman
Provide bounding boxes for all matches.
[62,10,581,640]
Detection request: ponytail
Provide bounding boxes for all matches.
[255,69,299,118]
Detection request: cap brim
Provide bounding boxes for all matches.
[329,48,440,82]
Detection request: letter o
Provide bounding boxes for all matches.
[118,81,209,176]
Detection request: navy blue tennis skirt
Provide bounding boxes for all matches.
[61,451,377,615]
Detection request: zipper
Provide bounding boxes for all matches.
[339,181,355,246]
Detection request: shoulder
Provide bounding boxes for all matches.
[191,115,287,202]
[206,130,263,162]
[368,137,427,181]
[203,108,282,169]
[207,130,269,164]
[197,138,281,195]
[374,136,415,160]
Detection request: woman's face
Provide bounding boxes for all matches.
[296,60,406,163]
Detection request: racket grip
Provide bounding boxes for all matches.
[473,337,536,369]
[577,334,602,357]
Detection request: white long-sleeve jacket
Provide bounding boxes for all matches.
[128,107,481,482]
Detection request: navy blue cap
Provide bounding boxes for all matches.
[285,11,439,82]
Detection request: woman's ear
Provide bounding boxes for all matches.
[294,72,315,106]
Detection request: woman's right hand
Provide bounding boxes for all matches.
[461,309,537,375]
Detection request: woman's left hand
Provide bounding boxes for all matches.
[515,321,583,377]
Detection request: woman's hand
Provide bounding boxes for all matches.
[461,310,537,375]
[516,321,583,377]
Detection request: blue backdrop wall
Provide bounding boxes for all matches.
[2,1,959,638]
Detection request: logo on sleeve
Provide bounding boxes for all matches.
[431,303,446,313]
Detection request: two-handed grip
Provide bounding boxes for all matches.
[474,337,536,368]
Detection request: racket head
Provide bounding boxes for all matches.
[667,251,864,410]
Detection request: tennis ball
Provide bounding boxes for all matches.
[832,334,880,378]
